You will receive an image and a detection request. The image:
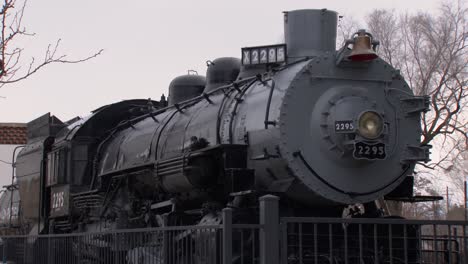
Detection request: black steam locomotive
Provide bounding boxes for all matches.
[4,8,430,244]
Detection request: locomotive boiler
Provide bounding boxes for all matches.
[7,9,430,238]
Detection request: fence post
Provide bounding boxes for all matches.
[162,215,169,264]
[2,237,6,263]
[223,207,233,264]
[260,195,279,264]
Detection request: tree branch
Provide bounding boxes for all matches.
[0,0,103,88]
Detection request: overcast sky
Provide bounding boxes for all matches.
[0,0,444,123]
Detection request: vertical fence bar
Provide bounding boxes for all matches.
[448,225,452,264]
[196,229,200,264]
[202,229,205,264]
[314,223,318,264]
[454,227,459,264]
[329,224,333,264]
[252,227,256,264]
[464,224,467,264]
[220,229,224,264]
[240,230,244,264]
[185,230,189,264]
[104,234,108,264]
[359,224,363,263]
[162,216,168,264]
[48,235,51,264]
[159,230,163,264]
[299,223,303,264]
[418,225,422,264]
[344,224,348,264]
[176,230,179,264]
[281,222,288,264]
[389,224,393,264]
[434,224,439,264]
[67,236,69,263]
[403,224,408,264]
[222,208,233,264]
[259,195,279,264]
[374,224,379,264]
[2,237,5,264]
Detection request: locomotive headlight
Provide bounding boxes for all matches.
[358,111,383,139]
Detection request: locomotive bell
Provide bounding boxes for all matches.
[348,30,378,61]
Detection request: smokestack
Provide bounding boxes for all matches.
[284,9,337,58]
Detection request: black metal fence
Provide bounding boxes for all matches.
[281,217,468,264]
[0,196,466,264]
[0,223,263,264]
[0,205,263,264]
[0,224,261,264]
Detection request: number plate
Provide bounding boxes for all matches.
[50,185,69,217]
[353,142,386,160]
[335,120,355,133]
[242,44,287,65]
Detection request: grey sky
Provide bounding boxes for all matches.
[0,0,443,123]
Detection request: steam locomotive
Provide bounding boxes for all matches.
[1,7,430,251]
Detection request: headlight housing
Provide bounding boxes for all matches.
[358,111,383,139]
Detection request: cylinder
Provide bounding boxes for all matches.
[284,9,338,58]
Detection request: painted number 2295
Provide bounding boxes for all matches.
[353,142,386,160]
[335,121,354,132]
[52,191,64,209]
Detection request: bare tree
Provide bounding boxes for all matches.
[363,2,467,219]
[0,0,102,89]
[336,14,361,49]
[399,175,445,219]
[366,1,467,171]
